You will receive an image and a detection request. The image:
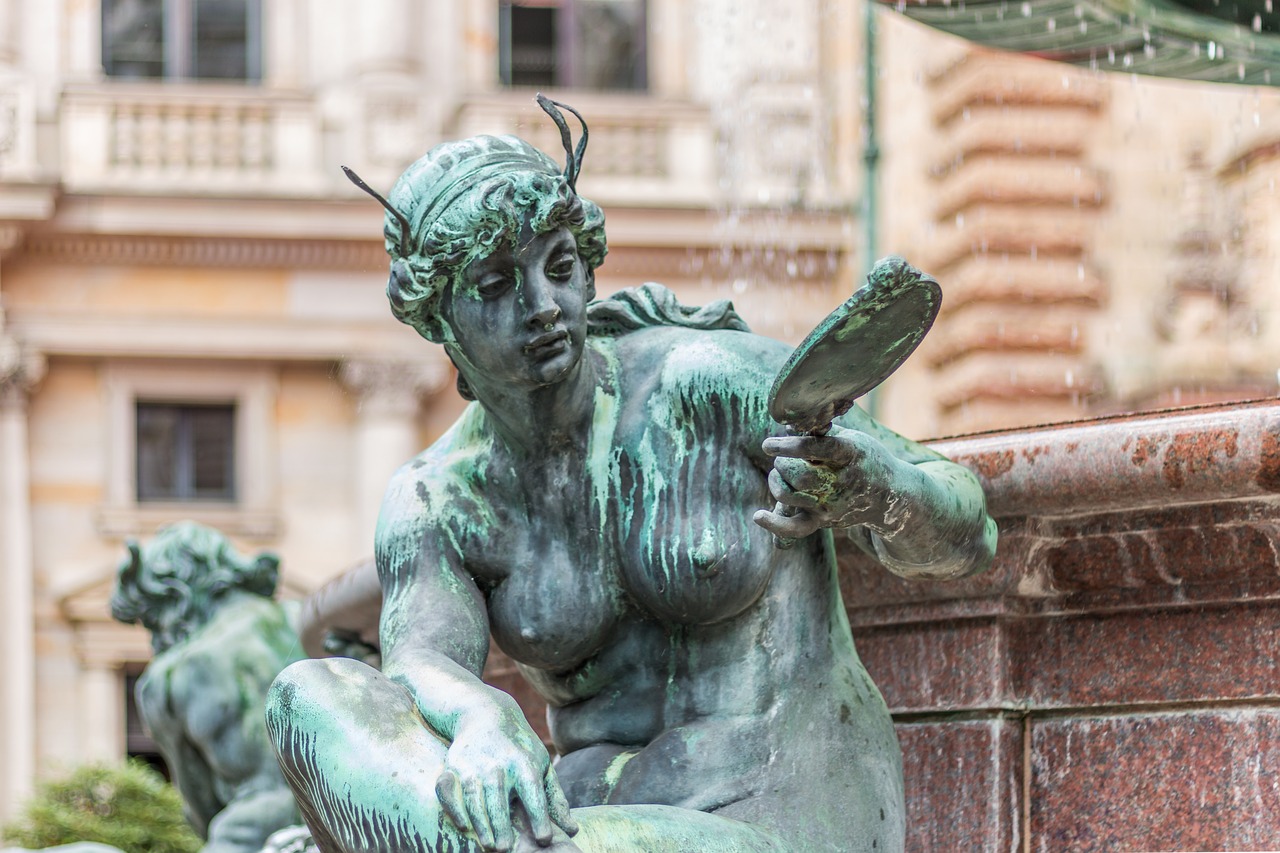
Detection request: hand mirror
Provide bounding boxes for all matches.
[765,255,942,546]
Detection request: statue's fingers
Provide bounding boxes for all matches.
[753,507,821,539]
[544,767,579,836]
[482,775,516,852]
[462,778,498,850]
[435,770,471,835]
[763,434,859,466]
[768,469,819,509]
[511,767,554,845]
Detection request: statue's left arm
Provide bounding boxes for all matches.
[135,662,224,839]
[754,410,997,580]
[143,643,300,852]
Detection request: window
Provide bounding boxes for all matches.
[499,0,647,91]
[102,0,262,81]
[136,402,236,502]
[100,363,278,538]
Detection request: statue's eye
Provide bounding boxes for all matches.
[546,253,576,281]
[476,275,513,299]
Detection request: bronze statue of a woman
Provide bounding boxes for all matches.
[265,97,997,853]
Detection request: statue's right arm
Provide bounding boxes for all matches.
[373,465,577,851]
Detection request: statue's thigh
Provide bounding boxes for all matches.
[570,804,792,853]
[266,657,452,853]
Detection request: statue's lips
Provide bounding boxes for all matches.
[523,329,569,355]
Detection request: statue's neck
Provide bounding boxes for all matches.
[463,345,604,457]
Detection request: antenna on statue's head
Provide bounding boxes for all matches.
[535,93,589,193]
[342,165,411,253]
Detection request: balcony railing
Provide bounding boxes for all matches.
[60,83,324,197]
[451,92,717,207]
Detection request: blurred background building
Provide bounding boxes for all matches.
[2,0,1280,824]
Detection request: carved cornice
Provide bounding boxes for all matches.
[22,233,388,271]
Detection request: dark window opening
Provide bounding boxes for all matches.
[136,402,236,502]
[500,0,647,91]
[103,0,261,81]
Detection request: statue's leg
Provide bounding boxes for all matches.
[265,657,481,853]
[265,660,795,853]
[568,805,791,853]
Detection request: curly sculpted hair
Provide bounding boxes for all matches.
[110,521,280,654]
[379,134,608,343]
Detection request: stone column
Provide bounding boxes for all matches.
[340,358,448,556]
[78,662,125,763]
[0,330,45,820]
[0,0,17,67]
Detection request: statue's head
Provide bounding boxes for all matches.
[110,521,280,654]
[345,97,608,347]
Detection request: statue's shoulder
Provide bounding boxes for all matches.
[378,405,491,547]
[611,321,790,392]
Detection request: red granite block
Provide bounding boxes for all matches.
[1037,502,1280,599]
[1031,710,1280,852]
[854,618,1009,713]
[1010,602,1280,707]
[898,717,1024,853]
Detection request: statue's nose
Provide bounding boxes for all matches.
[524,273,561,327]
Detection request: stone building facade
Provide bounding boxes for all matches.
[0,0,864,818]
[3,0,1280,829]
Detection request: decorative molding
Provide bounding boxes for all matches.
[0,332,45,407]
[0,90,16,158]
[600,245,842,284]
[96,504,282,541]
[23,233,388,270]
[339,356,451,417]
[0,224,23,256]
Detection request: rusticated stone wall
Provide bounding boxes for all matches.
[915,50,1110,436]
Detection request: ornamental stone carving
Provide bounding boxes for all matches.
[0,332,44,407]
[338,356,450,417]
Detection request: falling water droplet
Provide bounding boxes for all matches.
[1254,13,1263,31]
[1047,17,1056,31]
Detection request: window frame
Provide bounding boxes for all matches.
[101,0,264,83]
[498,0,648,92]
[135,400,237,503]
[99,362,279,538]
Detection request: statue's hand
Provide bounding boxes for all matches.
[755,428,908,540]
[435,708,577,852]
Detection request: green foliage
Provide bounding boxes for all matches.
[1,761,201,853]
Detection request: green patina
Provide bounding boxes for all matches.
[264,99,998,853]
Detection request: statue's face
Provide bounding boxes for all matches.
[444,224,589,389]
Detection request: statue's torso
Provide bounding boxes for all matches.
[380,325,906,847]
